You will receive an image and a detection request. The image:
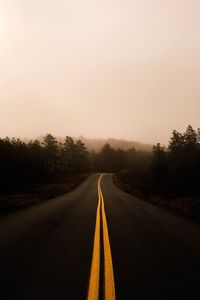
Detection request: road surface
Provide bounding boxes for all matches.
[0,173,200,300]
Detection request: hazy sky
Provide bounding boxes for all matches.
[1,0,200,144]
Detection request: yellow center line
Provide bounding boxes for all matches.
[87,174,116,300]
[100,182,116,300]
[87,192,101,300]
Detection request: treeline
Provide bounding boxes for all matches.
[1,125,200,198]
[0,132,147,195]
[0,134,90,194]
[117,125,200,199]
[90,143,146,173]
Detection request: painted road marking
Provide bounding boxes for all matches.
[87,174,116,300]
[100,184,116,300]
[87,185,101,300]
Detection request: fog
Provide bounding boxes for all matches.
[1,0,200,144]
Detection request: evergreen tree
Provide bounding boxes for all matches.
[184,125,198,148]
[168,130,184,151]
[63,136,75,172]
[43,134,58,175]
[75,140,90,172]
[152,143,167,183]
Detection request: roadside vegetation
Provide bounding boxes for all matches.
[114,125,200,221]
[0,134,90,213]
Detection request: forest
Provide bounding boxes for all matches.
[116,125,200,198]
[0,134,90,194]
[0,125,200,201]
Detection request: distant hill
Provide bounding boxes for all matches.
[30,135,152,152]
[76,136,152,152]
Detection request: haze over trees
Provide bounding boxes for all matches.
[77,137,152,152]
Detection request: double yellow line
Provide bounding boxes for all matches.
[87,174,116,300]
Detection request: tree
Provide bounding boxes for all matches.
[63,136,76,172]
[28,140,45,178]
[75,140,90,172]
[114,148,127,171]
[97,143,116,172]
[184,125,198,148]
[126,147,136,169]
[152,143,167,183]
[197,128,200,144]
[168,130,184,151]
[90,149,98,171]
[43,134,58,175]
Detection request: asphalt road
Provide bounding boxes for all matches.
[0,173,200,300]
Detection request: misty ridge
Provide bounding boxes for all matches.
[30,136,152,152]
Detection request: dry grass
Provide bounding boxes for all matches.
[113,174,200,222]
[0,174,89,215]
